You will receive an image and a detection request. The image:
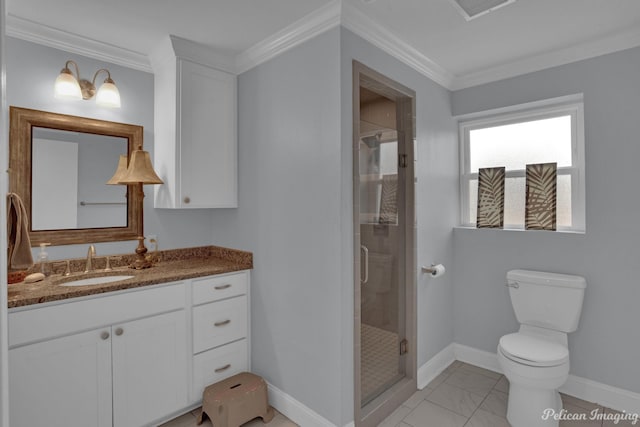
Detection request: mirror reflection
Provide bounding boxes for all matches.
[31,128,128,230]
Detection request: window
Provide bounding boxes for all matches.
[459,95,585,231]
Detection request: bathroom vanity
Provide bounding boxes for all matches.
[7,246,251,427]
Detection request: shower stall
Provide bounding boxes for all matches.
[353,62,416,427]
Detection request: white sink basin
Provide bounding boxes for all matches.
[60,275,135,287]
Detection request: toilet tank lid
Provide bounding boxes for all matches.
[507,269,586,289]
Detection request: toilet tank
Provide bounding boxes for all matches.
[507,269,586,333]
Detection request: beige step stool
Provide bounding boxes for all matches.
[197,372,274,427]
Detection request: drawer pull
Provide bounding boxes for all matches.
[214,284,232,290]
[215,364,231,373]
[214,319,231,327]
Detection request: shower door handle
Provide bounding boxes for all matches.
[360,245,369,284]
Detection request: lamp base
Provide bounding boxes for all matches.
[129,236,153,270]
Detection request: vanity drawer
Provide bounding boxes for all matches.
[193,296,247,353]
[192,339,248,399]
[192,272,247,305]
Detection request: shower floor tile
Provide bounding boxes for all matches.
[361,323,401,404]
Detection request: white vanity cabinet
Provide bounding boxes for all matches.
[10,327,114,427]
[190,271,250,401]
[8,270,251,427]
[8,282,188,427]
[112,310,188,427]
[151,35,237,209]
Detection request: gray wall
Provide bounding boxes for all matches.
[451,46,640,393]
[210,27,458,426]
[209,29,345,424]
[6,37,215,260]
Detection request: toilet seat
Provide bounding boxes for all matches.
[499,333,569,367]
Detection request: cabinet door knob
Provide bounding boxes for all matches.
[115,328,124,336]
[214,319,231,327]
[101,331,110,340]
[183,197,190,204]
[215,364,231,373]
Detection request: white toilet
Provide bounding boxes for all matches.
[498,269,586,427]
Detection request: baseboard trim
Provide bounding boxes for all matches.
[562,374,640,415]
[453,343,502,374]
[267,382,337,427]
[449,343,640,415]
[417,343,456,389]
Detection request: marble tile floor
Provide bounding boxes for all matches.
[380,361,637,427]
[161,361,636,427]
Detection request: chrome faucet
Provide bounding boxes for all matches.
[84,245,96,273]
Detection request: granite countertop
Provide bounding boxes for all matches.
[8,245,252,309]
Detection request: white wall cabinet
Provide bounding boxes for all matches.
[152,36,237,209]
[8,271,251,427]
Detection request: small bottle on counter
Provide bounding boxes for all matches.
[37,243,52,277]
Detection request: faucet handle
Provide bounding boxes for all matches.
[104,256,113,271]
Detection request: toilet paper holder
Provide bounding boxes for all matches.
[421,264,446,277]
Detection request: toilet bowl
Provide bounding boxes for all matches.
[498,331,570,427]
[499,270,586,427]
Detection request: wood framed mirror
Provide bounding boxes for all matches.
[9,106,142,246]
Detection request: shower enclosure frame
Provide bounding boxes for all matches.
[352,61,417,427]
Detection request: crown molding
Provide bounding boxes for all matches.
[340,2,455,89]
[451,25,640,90]
[7,5,640,90]
[235,0,342,74]
[5,14,152,73]
[169,35,236,74]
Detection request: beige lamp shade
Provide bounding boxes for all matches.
[118,150,164,185]
[106,155,129,185]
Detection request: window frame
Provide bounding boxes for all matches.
[458,94,585,232]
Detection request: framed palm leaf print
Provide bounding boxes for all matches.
[476,167,505,228]
[525,162,557,230]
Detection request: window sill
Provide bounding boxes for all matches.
[454,225,585,235]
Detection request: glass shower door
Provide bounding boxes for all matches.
[359,123,407,406]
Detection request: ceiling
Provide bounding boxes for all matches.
[6,0,640,89]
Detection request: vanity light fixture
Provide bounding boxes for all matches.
[109,147,163,269]
[54,60,121,108]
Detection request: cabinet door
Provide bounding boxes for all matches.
[112,310,188,427]
[9,328,112,427]
[179,59,237,208]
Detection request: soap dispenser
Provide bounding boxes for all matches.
[37,243,51,277]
